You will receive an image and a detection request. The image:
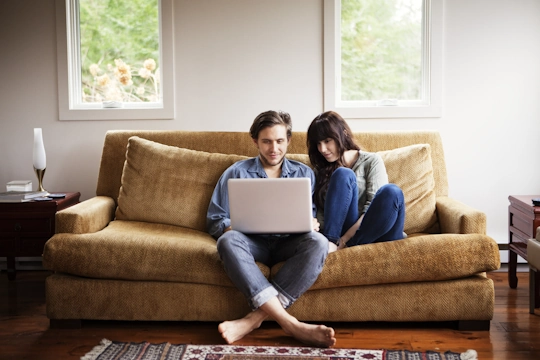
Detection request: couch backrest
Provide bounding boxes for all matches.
[96,130,448,203]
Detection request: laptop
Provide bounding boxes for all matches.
[228,178,314,234]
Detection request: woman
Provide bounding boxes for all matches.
[307,111,405,252]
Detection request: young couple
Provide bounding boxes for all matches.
[206,110,405,348]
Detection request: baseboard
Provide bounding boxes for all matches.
[0,257,45,271]
[493,263,529,273]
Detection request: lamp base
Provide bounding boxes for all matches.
[34,167,48,193]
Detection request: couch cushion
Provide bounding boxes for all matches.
[272,233,500,290]
[43,220,270,285]
[115,137,248,231]
[378,144,437,234]
[44,221,499,289]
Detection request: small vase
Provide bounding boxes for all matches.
[33,128,47,193]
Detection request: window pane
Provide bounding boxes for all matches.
[79,0,160,103]
[341,0,423,102]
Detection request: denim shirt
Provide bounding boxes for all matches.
[206,156,317,239]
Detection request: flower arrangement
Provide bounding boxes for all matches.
[83,58,160,103]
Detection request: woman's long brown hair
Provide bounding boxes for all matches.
[307,111,360,210]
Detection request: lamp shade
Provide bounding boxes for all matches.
[33,128,46,170]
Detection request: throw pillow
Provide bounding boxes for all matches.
[378,144,437,234]
[116,136,247,232]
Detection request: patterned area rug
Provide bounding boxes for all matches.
[81,340,478,360]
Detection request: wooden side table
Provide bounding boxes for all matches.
[508,195,540,305]
[0,192,80,280]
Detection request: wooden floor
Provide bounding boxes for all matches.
[0,270,538,360]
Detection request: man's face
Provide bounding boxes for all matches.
[253,125,290,169]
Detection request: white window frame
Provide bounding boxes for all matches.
[324,0,443,118]
[55,0,174,121]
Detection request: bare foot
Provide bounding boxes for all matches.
[282,319,336,347]
[328,242,338,253]
[218,310,267,344]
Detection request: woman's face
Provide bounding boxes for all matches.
[317,138,339,163]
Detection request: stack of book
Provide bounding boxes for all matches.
[6,180,33,192]
[0,191,48,203]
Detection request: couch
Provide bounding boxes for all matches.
[43,130,500,330]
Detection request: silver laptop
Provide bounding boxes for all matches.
[228,178,314,234]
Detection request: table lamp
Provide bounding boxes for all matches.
[33,128,47,193]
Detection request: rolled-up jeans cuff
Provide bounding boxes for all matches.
[251,286,279,309]
[277,292,291,309]
[272,281,294,309]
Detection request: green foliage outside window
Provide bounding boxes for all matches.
[79,0,160,103]
[341,0,423,102]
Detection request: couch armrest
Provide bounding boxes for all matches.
[55,196,116,234]
[436,196,486,234]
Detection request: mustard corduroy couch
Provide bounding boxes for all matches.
[43,130,500,330]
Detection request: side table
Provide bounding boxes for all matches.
[508,195,540,306]
[0,192,80,280]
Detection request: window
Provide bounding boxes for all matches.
[324,0,442,118]
[56,0,174,120]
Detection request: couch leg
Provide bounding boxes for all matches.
[50,319,82,329]
[457,320,490,331]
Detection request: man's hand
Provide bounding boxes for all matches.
[312,218,320,232]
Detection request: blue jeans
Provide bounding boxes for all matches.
[322,167,405,247]
[216,230,328,310]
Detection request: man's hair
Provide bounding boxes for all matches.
[249,110,292,140]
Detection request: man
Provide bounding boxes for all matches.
[206,110,336,347]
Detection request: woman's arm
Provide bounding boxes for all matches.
[361,153,389,214]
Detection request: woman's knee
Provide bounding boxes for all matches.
[378,184,404,203]
[328,167,357,193]
[330,167,356,183]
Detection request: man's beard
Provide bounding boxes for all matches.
[260,152,285,167]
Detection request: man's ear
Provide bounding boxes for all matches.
[252,138,258,147]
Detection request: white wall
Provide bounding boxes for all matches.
[1,0,539,257]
